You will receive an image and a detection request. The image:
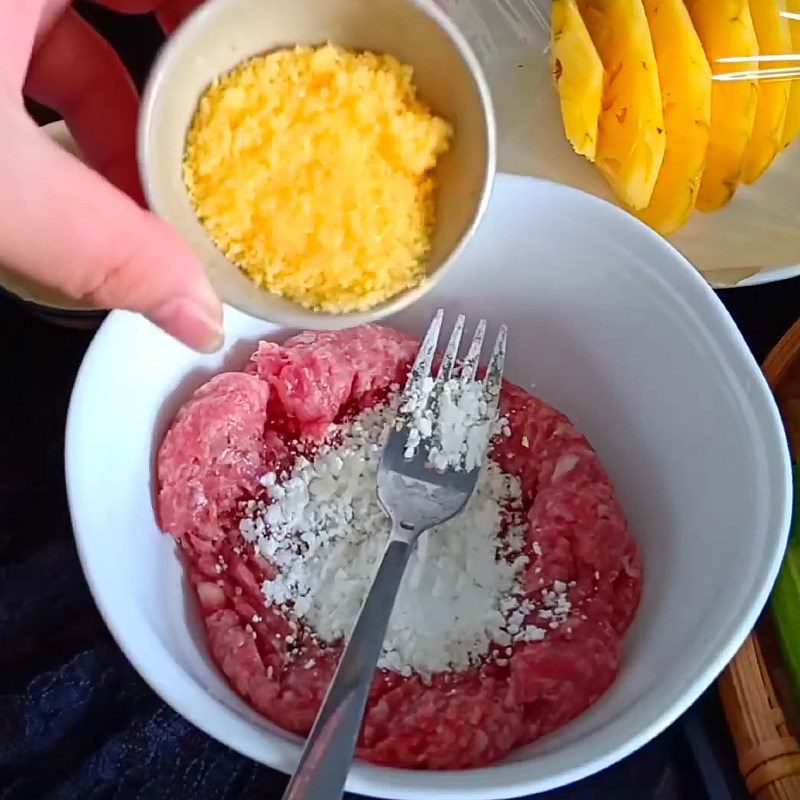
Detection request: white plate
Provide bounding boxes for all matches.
[66,174,791,799]
[439,0,800,287]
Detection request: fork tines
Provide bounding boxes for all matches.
[398,310,507,472]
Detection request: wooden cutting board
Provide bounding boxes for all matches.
[719,317,800,799]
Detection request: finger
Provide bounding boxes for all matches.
[25,8,143,204]
[0,110,223,352]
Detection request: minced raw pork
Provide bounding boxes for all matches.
[157,324,642,769]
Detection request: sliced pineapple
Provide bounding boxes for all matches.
[743,0,792,183]
[685,0,759,210]
[551,0,604,160]
[782,0,800,147]
[634,0,712,235]
[577,0,666,210]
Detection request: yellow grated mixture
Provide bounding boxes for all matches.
[183,44,453,313]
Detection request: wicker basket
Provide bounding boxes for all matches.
[720,318,800,799]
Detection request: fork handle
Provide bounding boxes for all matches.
[281,532,414,800]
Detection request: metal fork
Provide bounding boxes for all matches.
[281,310,507,800]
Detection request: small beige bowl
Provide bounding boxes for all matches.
[138,0,496,329]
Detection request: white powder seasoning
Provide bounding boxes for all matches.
[400,375,495,472]
[240,399,553,676]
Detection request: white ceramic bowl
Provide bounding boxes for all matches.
[138,0,495,329]
[66,175,791,799]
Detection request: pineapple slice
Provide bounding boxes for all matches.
[577,0,666,210]
[686,0,759,210]
[635,0,712,234]
[551,0,604,160]
[782,0,800,147]
[743,0,792,183]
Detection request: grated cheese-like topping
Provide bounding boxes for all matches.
[183,44,452,313]
[240,399,553,676]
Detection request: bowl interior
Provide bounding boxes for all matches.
[139,0,494,329]
[67,176,791,799]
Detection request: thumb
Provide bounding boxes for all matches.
[0,111,223,352]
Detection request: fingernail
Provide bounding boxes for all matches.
[148,297,224,353]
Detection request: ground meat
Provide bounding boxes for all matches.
[157,324,642,770]
[157,373,269,554]
[247,325,418,438]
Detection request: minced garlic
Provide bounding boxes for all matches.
[183,44,452,313]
